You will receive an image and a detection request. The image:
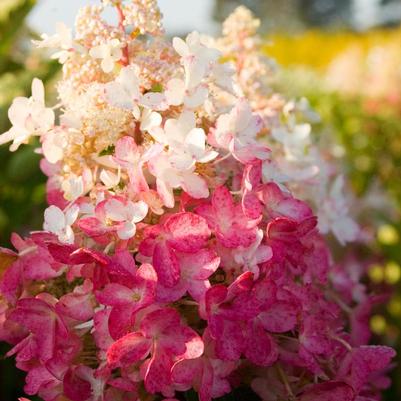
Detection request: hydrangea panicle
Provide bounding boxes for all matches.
[0,2,394,401]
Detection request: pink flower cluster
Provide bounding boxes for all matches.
[0,1,395,401]
[0,182,395,401]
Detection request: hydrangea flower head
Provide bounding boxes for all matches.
[0,2,394,401]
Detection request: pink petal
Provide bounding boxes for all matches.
[9,298,57,361]
[172,358,202,389]
[165,212,210,252]
[298,381,355,401]
[96,283,135,307]
[143,346,174,394]
[0,259,22,303]
[157,279,187,303]
[156,177,175,208]
[340,345,396,392]
[214,319,244,361]
[245,321,278,366]
[153,241,180,287]
[140,307,180,338]
[180,326,204,359]
[93,309,114,351]
[77,217,110,241]
[137,263,158,283]
[108,305,135,340]
[63,367,92,401]
[194,204,216,230]
[107,332,151,368]
[181,249,220,280]
[205,285,228,319]
[24,365,57,396]
[266,217,300,243]
[211,186,235,219]
[56,291,94,321]
[242,191,263,219]
[115,136,139,163]
[276,198,313,222]
[111,250,137,275]
[187,279,210,301]
[259,301,298,333]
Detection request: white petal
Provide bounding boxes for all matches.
[62,225,75,244]
[186,31,201,48]
[332,217,359,245]
[157,178,175,208]
[117,221,136,240]
[170,153,195,170]
[128,200,148,223]
[164,118,183,145]
[234,100,253,133]
[141,92,167,110]
[42,133,65,164]
[100,169,120,188]
[179,110,196,132]
[89,45,105,59]
[140,111,162,132]
[44,205,66,233]
[38,108,56,130]
[294,123,311,140]
[165,78,185,106]
[148,126,167,144]
[110,38,121,48]
[173,37,189,57]
[0,129,16,147]
[184,84,208,108]
[185,60,206,89]
[105,81,132,110]
[119,66,141,98]
[185,127,206,148]
[197,150,219,163]
[132,104,141,120]
[31,78,45,104]
[8,98,30,127]
[101,58,115,73]
[181,172,209,199]
[331,175,345,199]
[65,205,80,226]
[9,132,30,151]
[142,143,164,161]
[62,176,84,201]
[105,199,127,222]
[111,47,123,61]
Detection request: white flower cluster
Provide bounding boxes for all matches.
[0,1,358,245]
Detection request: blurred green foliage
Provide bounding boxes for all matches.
[0,0,59,246]
[274,54,401,401]
[307,90,401,401]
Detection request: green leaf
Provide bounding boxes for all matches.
[150,82,163,93]
[99,144,116,156]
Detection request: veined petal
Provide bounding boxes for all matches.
[107,332,152,368]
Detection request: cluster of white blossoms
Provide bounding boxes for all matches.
[210,6,359,244]
[0,1,358,245]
